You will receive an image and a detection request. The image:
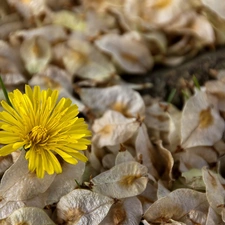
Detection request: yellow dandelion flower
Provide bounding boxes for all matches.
[0,85,91,178]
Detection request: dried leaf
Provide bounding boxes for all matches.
[144,188,208,223]
[99,197,143,225]
[0,155,13,177]
[6,207,55,225]
[91,161,148,199]
[0,151,55,218]
[135,124,158,179]
[80,85,145,118]
[181,91,224,148]
[115,149,135,165]
[92,110,140,148]
[206,207,224,225]
[56,189,114,225]
[202,168,225,215]
[20,36,52,74]
[95,32,153,73]
[45,161,85,205]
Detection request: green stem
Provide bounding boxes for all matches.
[167,88,177,103]
[193,75,201,90]
[0,76,12,107]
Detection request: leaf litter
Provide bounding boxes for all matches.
[2,0,225,224]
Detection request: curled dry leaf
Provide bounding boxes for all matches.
[181,91,224,148]
[202,168,225,215]
[95,32,153,74]
[92,110,140,148]
[115,149,135,165]
[0,152,55,219]
[91,161,148,199]
[79,85,145,118]
[174,149,209,173]
[145,102,170,132]
[0,18,24,40]
[99,197,143,225]
[5,207,55,225]
[56,189,114,225]
[151,140,174,185]
[44,160,85,205]
[205,80,225,112]
[85,9,116,38]
[135,124,158,179]
[0,56,26,86]
[0,155,13,177]
[0,40,24,72]
[7,0,48,20]
[52,10,86,31]
[201,0,225,20]
[20,36,52,74]
[102,153,116,170]
[138,180,158,212]
[144,188,208,223]
[125,0,192,28]
[174,146,218,173]
[10,25,68,46]
[206,207,224,225]
[157,180,170,199]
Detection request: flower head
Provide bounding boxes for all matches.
[0,85,91,178]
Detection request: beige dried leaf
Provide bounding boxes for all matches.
[145,102,170,132]
[201,0,225,19]
[85,144,103,173]
[0,56,26,85]
[151,140,174,184]
[7,0,48,20]
[56,189,114,225]
[95,32,153,73]
[181,91,224,148]
[20,36,52,74]
[115,150,135,165]
[138,180,158,212]
[92,110,140,148]
[80,85,145,118]
[144,188,208,223]
[202,168,225,215]
[206,207,224,225]
[0,152,55,218]
[157,180,170,199]
[135,124,158,179]
[10,25,68,45]
[45,160,85,205]
[102,153,116,170]
[91,161,148,199]
[125,0,192,27]
[0,20,24,40]
[6,207,55,225]
[0,40,24,72]
[99,197,143,225]
[174,149,209,173]
[205,80,225,112]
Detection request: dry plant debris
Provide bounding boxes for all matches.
[1,0,225,224]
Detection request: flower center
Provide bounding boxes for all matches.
[24,125,49,149]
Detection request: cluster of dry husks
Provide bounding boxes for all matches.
[1,0,225,224]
